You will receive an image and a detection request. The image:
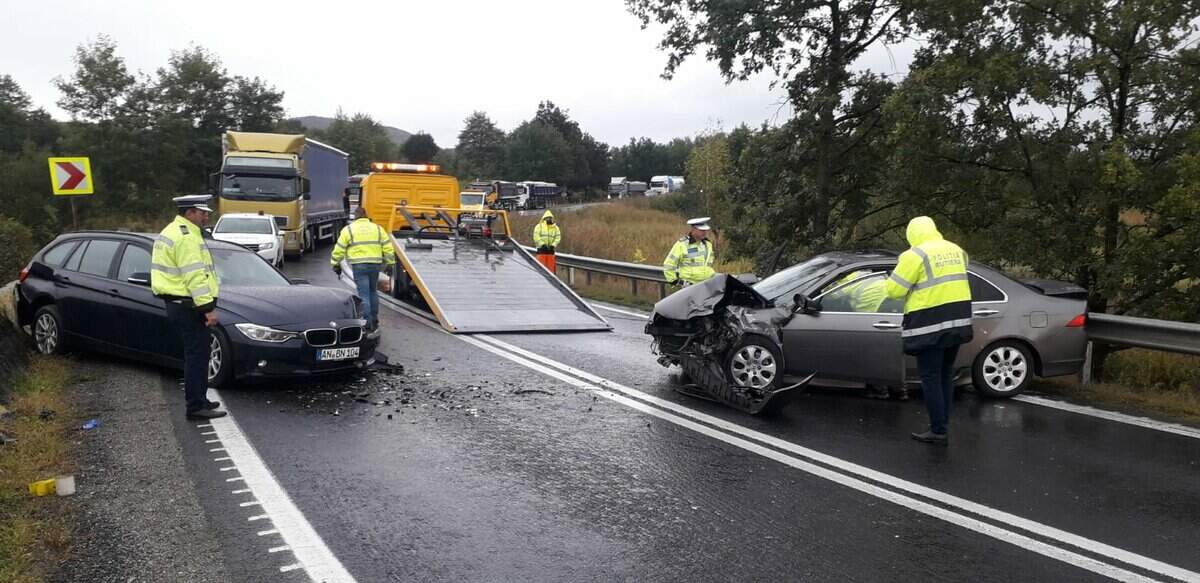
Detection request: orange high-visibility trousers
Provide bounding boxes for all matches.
[536,252,557,272]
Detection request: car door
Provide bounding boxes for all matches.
[782,271,905,385]
[57,238,123,346]
[108,242,177,361]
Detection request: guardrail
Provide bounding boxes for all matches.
[521,246,669,298]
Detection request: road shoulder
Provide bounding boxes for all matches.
[51,358,229,583]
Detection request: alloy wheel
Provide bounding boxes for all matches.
[730,344,777,389]
[982,345,1028,393]
[208,333,223,381]
[34,313,58,354]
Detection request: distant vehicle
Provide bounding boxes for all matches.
[17,232,377,387]
[648,175,685,196]
[466,180,524,211]
[459,191,487,212]
[212,212,286,267]
[516,181,561,209]
[344,174,367,210]
[358,162,460,229]
[212,131,350,257]
[645,250,1088,413]
[607,177,648,199]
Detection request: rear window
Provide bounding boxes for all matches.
[970,273,1006,302]
[41,241,79,267]
[77,239,122,277]
[117,245,151,281]
[216,217,274,234]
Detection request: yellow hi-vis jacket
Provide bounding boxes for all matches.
[884,216,973,353]
[663,235,715,285]
[151,215,219,312]
[331,218,397,267]
[839,271,887,313]
[533,210,561,248]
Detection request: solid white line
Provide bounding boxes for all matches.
[590,303,650,319]
[206,389,357,583]
[374,278,1198,581]
[1014,395,1200,440]
[477,333,1200,583]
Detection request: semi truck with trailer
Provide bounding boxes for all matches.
[648,175,686,196]
[212,131,350,256]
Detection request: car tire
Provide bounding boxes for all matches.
[207,327,234,389]
[972,341,1033,398]
[32,305,68,355]
[725,335,783,392]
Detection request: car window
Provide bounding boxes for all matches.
[753,257,839,302]
[215,218,275,234]
[41,241,79,267]
[211,248,289,286]
[117,245,151,281]
[970,273,1006,302]
[816,273,904,314]
[77,239,121,277]
[64,241,87,271]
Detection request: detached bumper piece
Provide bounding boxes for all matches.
[674,354,812,415]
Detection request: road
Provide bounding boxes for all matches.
[146,251,1200,582]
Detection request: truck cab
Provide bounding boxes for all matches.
[359,162,460,230]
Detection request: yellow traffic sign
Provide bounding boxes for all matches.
[48,157,94,195]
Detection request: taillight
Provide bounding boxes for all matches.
[19,266,30,283]
[1066,314,1086,327]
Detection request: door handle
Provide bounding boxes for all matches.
[973,309,1000,317]
[872,322,901,330]
[108,288,121,295]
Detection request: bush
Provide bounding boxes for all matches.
[1106,349,1200,392]
[0,214,35,283]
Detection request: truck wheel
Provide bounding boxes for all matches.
[303,228,315,254]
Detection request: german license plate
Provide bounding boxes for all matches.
[317,347,360,361]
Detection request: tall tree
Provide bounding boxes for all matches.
[229,76,285,132]
[505,121,571,183]
[455,111,506,179]
[320,110,395,173]
[54,35,135,123]
[628,0,909,257]
[400,131,440,163]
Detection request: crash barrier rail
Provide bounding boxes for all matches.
[520,246,670,298]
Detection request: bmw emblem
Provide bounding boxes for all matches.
[330,321,338,327]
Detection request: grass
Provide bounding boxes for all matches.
[1032,349,1200,424]
[0,356,76,583]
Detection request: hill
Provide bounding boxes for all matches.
[290,115,412,145]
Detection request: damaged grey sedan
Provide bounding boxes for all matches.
[645,251,1089,415]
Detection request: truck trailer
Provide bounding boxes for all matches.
[607,177,648,198]
[212,131,350,256]
[648,175,685,196]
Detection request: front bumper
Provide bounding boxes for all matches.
[226,321,378,381]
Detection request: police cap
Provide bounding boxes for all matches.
[687,217,711,231]
[173,194,214,213]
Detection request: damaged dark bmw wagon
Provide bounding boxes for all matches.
[645,251,1089,415]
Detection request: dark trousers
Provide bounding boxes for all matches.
[916,344,961,435]
[166,301,210,413]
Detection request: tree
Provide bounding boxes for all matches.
[54,35,136,123]
[400,131,440,163]
[320,110,394,173]
[505,121,571,183]
[686,133,732,218]
[628,0,909,254]
[0,75,58,153]
[230,76,285,132]
[455,111,506,179]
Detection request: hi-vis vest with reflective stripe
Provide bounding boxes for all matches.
[662,236,715,284]
[884,232,973,352]
[151,215,219,311]
[533,210,561,247]
[331,218,396,266]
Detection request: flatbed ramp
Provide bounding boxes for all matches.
[396,236,610,333]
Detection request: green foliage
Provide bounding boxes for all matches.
[505,121,571,183]
[0,215,35,282]
[399,131,439,163]
[610,137,692,182]
[314,110,395,174]
[455,111,506,179]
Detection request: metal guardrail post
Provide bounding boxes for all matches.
[568,267,576,286]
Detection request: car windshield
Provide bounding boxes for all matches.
[753,257,840,301]
[212,248,289,287]
[215,218,274,235]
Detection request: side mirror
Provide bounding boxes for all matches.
[207,173,219,194]
[792,293,819,314]
[300,177,312,195]
[289,277,310,285]
[127,272,151,286]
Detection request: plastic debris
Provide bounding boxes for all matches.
[29,478,56,496]
[82,419,100,430]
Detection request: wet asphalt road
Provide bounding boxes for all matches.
[158,250,1200,582]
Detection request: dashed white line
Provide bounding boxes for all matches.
[219,466,237,472]
[247,514,270,522]
[201,431,217,436]
[210,447,226,452]
[258,529,280,536]
[206,388,356,583]
[205,439,220,444]
[214,456,231,462]
[226,477,245,483]
[269,545,291,553]
[195,423,213,428]
[232,488,251,495]
[1015,395,1200,440]
[280,563,304,573]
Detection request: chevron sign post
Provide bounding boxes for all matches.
[48,157,94,196]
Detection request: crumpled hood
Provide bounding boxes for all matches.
[906,216,943,247]
[651,274,769,321]
[219,285,359,327]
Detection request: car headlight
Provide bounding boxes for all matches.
[260,241,275,250]
[235,323,298,343]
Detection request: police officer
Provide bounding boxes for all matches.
[884,216,973,444]
[152,195,225,420]
[533,210,561,271]
[331,207,396,331]
[662,217,716,287]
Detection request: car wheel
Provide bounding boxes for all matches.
[726,335,783,391]
[973,341,1033,397]
[207,328,234,389]
[33,305,68,355]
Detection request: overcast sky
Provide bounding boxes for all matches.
[1,0,914,147]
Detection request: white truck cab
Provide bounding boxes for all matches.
[212,212,286,267]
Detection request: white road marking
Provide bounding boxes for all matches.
[1015,395,1200,440]
[269,545,291,553]
[225,477,245,483]
[214,456,231,462]
[589,303,650,319]
[206,389,356,583]
[202,431,217,436]
[232,488,251,495]
[372,295,1196,582]
[258,529,280,536]
[219,466,237,472]
[247,514,269,521]
[205,439,220,444]
[240,501,263,508]
[280,563,304,573]
[196,423,213,428]
[210,447,226,452]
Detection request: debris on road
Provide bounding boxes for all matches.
[514,388,554,396]
[82,419,101,430]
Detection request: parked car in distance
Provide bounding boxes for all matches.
[16,231,377,387]
[647,250,1089,399]
[212,212,285,267]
